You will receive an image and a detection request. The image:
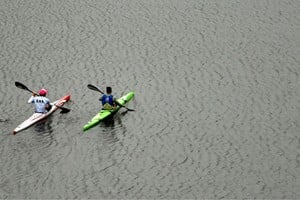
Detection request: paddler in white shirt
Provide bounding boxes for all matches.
[28,88,52,113]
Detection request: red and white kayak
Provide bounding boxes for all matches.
[13,94,71,134]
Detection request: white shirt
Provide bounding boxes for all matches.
[28,96,50,113]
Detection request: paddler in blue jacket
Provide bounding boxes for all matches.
[99,86,117,110]
[28,88,52,113]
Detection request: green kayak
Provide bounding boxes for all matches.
[83,92,134,131]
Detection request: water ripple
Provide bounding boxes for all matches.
[0,0,299,199]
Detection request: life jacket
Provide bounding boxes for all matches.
[101,94,114,106]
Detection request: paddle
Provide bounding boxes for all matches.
[87,84,135,111]
[15,81,70,113]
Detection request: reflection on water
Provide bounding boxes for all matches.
[96,112,132,145]
[34,117,53,134]
[102,115,115,128]
[102,110,130,127]
[0,119,9,123]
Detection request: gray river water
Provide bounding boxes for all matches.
[0,0,299,199]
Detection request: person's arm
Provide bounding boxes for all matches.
[45,99,51,110]
[99,95,104,104]
[28,95,35,103]
[45,102,51,111]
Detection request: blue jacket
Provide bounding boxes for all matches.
[101,94,114,106]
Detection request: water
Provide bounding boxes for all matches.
[0,0,299,199]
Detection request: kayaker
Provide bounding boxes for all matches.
[99,86,117,110]
[28,88,52,113]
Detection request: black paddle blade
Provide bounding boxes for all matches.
[87,84,103,94]
[87,84,96,90]
[15,81,29,91]
[15,81,37,95]
[60,109,70,114]
[55,105,71,113]
[125,108,135,111]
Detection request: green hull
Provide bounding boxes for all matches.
[83,92,134,131]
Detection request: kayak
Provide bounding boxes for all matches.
[13,94,71,134]
[83,92,134,131]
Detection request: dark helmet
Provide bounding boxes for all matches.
[106,86,112,94]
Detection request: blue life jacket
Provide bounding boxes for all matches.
[101,94,114,106]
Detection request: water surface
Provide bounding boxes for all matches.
[0,0,299,199]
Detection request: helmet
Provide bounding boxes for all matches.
[106,86,112,94]
[39,88,48,96]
